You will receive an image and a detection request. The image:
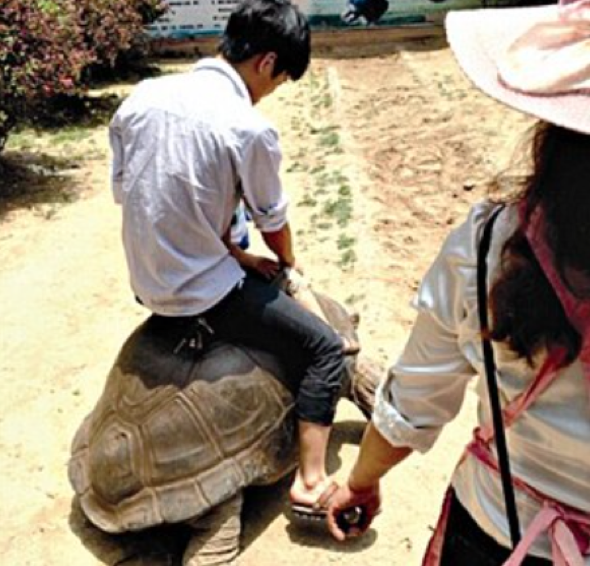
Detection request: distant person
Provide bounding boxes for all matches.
[327,1,590,564]
[341,0,389,25]
[109,0,347,515]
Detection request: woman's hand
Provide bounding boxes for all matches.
[326,481,381,542]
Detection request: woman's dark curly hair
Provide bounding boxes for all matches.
[489,122,590,366]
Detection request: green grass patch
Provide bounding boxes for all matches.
[315,221,333,230]
[338,248,357,269]
[337,234,356,250]
[319,130,340,148]
[310,164,326,174]
[286,161,308,173]
[323,198,352,227]
[52,127,93,145]
[298,195,317,207]
[338,184,352,197]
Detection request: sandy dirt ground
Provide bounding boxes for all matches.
[0,36,534,565]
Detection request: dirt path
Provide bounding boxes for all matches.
[0,38,533,565]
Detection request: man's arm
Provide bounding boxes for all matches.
[261,222,296,268]
[222,226,280,279]
[108,117,125,204]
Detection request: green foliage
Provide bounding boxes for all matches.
[338,248,356,269]
[0,0,167,152]
[323,198,352,227]
[0,0,90,151]
[337,234,356,250]
[78,0,166,69]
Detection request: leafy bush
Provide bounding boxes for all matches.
[0,0,167,152]
[78,0,167,70]
[0,1,89,149]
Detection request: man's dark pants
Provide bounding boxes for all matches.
[201,273,345,426]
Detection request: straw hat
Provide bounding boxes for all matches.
[446,0,590,134]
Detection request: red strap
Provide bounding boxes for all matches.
[477,347,568,444]
[524,207,590,400]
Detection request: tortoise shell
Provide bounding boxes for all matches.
[69,316,297,533]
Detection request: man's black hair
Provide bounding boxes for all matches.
[219,0,311,81]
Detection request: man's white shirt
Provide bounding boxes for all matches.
[110,58,289,316]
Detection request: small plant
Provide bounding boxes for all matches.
[338,249,357,269]
[323,198,352,227]
[337,234,356,250]
[286,161,308,173]
[298,195,317,207]
[338,184,352,197]
[308,69,320,90]
[319,130,340,149]
[316,221,333,230]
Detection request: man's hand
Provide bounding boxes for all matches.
[238,251,281,279]
[326,481,381,542]
[290,259,304,276]
[247,255,281,279]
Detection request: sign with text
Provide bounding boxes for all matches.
[147,0,481,38]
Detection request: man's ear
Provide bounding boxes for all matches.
[257,52,278,76]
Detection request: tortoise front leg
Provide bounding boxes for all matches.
[349,355,383,420]
[183,492,243,566]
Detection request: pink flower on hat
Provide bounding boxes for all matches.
[498,0,590,95]
[446,0,590,134]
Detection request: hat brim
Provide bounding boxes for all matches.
[445,6,590,135]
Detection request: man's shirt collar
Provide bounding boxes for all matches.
[193,58,251,103]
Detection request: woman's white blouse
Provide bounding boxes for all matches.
[373,201,590,560]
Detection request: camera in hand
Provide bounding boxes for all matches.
[336,506,365,534]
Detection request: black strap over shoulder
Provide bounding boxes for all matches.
[476,205,522,548]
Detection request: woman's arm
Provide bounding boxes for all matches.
[327,422,412,541]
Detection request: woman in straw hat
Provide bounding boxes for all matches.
[326,1,590,564]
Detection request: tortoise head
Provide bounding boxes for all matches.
[312,291,383,420]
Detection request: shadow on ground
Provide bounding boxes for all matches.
[284,418,379,554]
[0,93,124,219]
[0,152,81,219]
[68,418,373,565]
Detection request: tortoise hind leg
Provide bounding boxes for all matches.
[183,492,244,566]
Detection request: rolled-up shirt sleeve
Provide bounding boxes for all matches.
[239,127,289,233]
[373,203,496,453]
[109,114,124,204]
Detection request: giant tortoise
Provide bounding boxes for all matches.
[68,291,381,565]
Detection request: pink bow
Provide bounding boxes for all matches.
[504,504,590,566]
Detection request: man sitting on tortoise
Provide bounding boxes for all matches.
[108,0,352,519]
